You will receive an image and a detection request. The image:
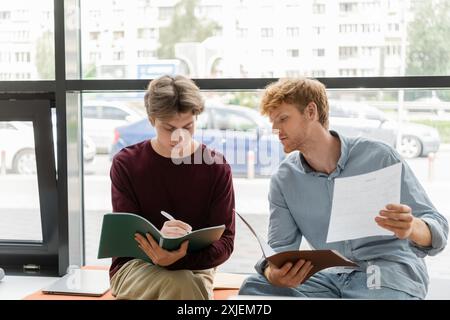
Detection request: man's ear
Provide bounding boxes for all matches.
[305,102,318,120]
[148,116,155,126]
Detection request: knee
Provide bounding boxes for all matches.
[239,273,268,295]
[161,270,208,299]
[162,269,195,289]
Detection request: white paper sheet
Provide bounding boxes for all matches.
[326,162,402,243]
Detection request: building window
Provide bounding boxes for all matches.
[113,51,124,61]
[312,2,326,14]
[286,70,301,77]
[0,11,11,20]
[311,70,325,77]
[339,68,358,76]
[88,10,101,19]
[362,46,377,56]
[89,52,101,62]
[340,2,358,13]
[339,24,358,33]
[89,32,100,41]
[313,48,325,57]
[158,7,173,20]
[261,27,274,38]
[362,1,381,10]
[137,50,156,58]
[313,26,325,35]
[361,68,375,76]
[236,27,248,38]
[339,46,358,59]
[286,27,300,37]
[287,49,299,57]
[361,24,380,33]
[385,44,401,56]
[137,28,156,39]
[261,49,274,57]
[113,31,125,40]
[15,52,31,63]
[387,23,400,32]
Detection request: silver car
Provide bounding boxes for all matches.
[328,100,440,158]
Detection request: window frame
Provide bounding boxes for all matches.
[0,0,449,276]
[0,99,59,276]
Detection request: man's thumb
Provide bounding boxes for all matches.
[178,240,189,254]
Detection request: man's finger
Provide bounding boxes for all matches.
[165,220,192,232]
[176,240,189,256]
[279,262,293,277]
[376,218,410,230]
[146,233,160,250]
[163,226,190,236]
[385,204,411,213]
[293,261,312,283]
[287,259,305,278]
[375,221,398,234]
[379,211,413,222]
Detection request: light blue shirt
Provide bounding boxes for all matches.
[255,131,448,299]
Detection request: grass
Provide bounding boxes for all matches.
[411,120,450,143]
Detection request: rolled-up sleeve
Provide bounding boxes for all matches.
[255,174,302,275]
[397,157,449,257]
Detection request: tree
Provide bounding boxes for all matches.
[406,0,450,101]
[35,31,55,79]
[157,0,220,59]
[406,0,450,76]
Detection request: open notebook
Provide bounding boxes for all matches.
[42,269,110,297]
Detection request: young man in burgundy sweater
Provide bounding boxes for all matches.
[109,75,235,299]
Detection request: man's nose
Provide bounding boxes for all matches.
[271,123,280,135]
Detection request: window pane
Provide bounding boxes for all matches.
[80,0,450,79]
[0,0,54,80]
[0,121,42,242]
[82,89,450,278]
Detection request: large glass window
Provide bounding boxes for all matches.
[81,89,450,276]
[0,121,42,242]
[0,0,54,80]
[80,0,450,79]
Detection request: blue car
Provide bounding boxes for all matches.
[110,102,285,176]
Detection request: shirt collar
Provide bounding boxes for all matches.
[298,130,349,177]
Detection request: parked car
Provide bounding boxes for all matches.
[329,100,440,158]
[0,121,96,175]
[83,101,145,154]
[110,101,285,176]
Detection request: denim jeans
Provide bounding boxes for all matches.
[238,270,420,300]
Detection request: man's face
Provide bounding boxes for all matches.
[150,112,196,156]
[269,102,312,153]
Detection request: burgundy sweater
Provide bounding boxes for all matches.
[109,140,235,279]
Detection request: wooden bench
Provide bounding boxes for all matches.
[23,266,245,300]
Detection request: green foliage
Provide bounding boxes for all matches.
[157,0,220,59]
[35,31,54,79]
[412,120,450,143]
[406,0,450,76]
[226,92,261,109]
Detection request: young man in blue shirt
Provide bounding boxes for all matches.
[239,78,448,299]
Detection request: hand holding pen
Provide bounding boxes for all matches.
[160,210,192,237]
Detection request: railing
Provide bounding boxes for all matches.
[369,101,450,114]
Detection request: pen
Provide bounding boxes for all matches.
[161,210,175,220]
[161,210,192,234]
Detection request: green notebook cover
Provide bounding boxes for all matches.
[97,212,225,262]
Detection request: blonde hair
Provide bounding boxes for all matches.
[261,77,329,129]
[144,75,204,120]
